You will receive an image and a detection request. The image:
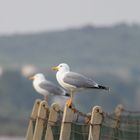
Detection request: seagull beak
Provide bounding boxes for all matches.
[52,66,59,71]
[29,76,34,80]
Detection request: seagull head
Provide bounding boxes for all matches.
[52,63,70,72]
[29,73,46,81]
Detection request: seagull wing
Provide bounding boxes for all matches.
[63,72,98,88]
[39,81,66,96]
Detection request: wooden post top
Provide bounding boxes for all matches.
[114,104,124,117]
[51,103,60,112]
[91,106,103,125]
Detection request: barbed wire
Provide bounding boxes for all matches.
[123,109,140,114]
[28,100,140,140]
[29,103,140,128]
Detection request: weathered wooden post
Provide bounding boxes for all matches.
[88,106,103,140]
[45,103,60,140]
[26,99,41,140]
[59,105,74,140]
[32,100,49,140]
[112,104,124,128]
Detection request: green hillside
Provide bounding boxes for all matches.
[0,23,140,71]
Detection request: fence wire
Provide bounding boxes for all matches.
[100,109,140,140]
[30,104,140,140]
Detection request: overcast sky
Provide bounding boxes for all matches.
[0,0,140,34]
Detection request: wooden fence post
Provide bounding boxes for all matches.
[59,105,74,140]
[88,106,103,140]
[45,103,60,140]
[112,104,124,128]
[26,99,41,140]
[32,100,49,140]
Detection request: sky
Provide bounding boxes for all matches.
[0,0,140,34]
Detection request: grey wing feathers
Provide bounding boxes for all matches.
[63,72,98,88]
[39,81,66,96]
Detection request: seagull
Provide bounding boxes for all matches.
[29,73,70,102]
[52,63,109,108]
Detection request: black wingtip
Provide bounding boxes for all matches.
[65,93,70,97]
[97,85,110,91]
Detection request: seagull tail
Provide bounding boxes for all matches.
[95,85,110,91]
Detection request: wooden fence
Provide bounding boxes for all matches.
[26,99,124,140]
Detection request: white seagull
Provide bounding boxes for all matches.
[52,63,109,108]
[29,73,70,101]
